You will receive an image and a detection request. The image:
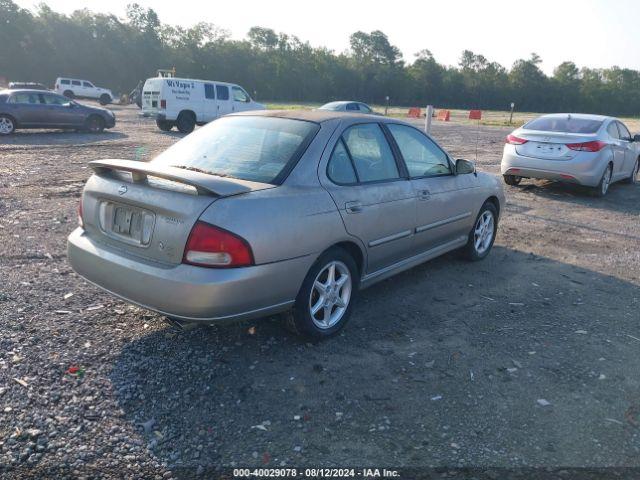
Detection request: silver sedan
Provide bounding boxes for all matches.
[501,113,640,196]
[67,110,504,338]
[318,101,381,115]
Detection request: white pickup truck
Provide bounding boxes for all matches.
[141,77,265,133]
[54,78,114,105]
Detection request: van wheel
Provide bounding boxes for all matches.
[176,111,196,134]
[461,202,498,261]
[84,115,105,133]
[99,94,111,105]
[156,119,174,132]
[282,247,358,339]
[63,90,74,99]
[503,175,522,186]
[0,115,16,135]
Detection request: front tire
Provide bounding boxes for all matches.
[592,164,612,197]
[503,174,522,186]
[99,94,111,106]
[176,111,196,134]
[0,115,16,135]
[156,119,174,132]
[84,115,105,133]
[283,247,358,339]
[462,202,498,261]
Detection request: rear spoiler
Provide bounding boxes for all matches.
[89,159,273,197]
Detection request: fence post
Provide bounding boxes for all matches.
[425,105,434,134]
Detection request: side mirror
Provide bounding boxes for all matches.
[456,158,476,175]
[633,134,640,143]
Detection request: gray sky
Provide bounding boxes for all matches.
[15,0,640,74]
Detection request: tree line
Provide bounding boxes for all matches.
[1,0,639,116]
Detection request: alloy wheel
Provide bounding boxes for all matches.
[474,210,495,255]
[309,261,352,330]
[0,117,14,134]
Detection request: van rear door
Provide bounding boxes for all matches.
[142,79,162,116]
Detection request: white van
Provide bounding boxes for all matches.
[141,77,265,133]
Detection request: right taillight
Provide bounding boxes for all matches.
[566,140,607,152]
[160,99,166,109]
[506,134,528,145]
[183,221,254,268]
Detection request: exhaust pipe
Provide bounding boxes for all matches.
[164,316,199,331]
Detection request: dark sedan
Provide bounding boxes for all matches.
[0,89,115,135]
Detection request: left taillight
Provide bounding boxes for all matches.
[566,140,607,152]
[182,221,254,268]
[78,199,84,228]
[506,134,528,145]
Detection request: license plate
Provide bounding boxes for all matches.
[537,143,562,154]
[113,207,136,236]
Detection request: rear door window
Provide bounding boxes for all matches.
[342,124,400,182]
[216,85,229,101]
[524,116,603,134]
[617,122,632,141]
[9,92,41,104]
[204,84,215,99]
[327,139,357,184]
[607,123,620,139]
[72,80,81,86]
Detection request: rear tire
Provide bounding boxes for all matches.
[176,111,196,134]
[0,115,16,135]
[84,115,105,133]
[623,158,639,185]
[156,119,174,132]
[282,247,358,339]
[99,94,111,106]
[63,90,74,99]
[503,174,522,186]
[592,164,612,197]
[462,202,498,261]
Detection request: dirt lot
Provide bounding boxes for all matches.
[1,104,639,478]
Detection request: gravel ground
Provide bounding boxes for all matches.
[1,104,639,478]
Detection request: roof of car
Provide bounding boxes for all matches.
[535,113,613,122]
[232,109,388,123]
[0,88,55,94]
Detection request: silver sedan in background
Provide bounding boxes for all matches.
[68,110,504,339]
[501,113,640,196]
[318,101,381,115]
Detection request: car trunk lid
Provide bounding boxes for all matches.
[81,159,275,265]
[515,131,599,160]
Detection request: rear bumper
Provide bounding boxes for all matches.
[500,147,607,187]
[67,228,314,323]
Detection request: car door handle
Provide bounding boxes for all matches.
[345,201,363,213]
[417,189,431,200]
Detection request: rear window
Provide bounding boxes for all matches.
[524,116,603,134]
[61,79,70,85]
[151,116,319,184]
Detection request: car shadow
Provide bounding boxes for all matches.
[507,178,640,216]
[109,246,640,472]
[0,130,128,146]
